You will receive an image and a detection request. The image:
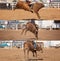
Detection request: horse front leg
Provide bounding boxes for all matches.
[21,28,25,35]
[25,29,28,35]
[35,51,37,57]
[27,49,29,59]
[23,3,33,13]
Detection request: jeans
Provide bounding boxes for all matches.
[34,43,36,49]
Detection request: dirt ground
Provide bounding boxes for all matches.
[0,48,60,61]
[0,29,60,40]
[0,8,60,20]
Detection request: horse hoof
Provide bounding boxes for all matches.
[31,11,33,13]
[31,10,34,13]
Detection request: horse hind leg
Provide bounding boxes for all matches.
[33,50,37,57]
[24,48,26,58]
[35,31,38,39]
[35,35,38,40]
[27,49,29,59]
[33,52,35,57]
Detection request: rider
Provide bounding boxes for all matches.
[30,20,35,25]
[30,20,38,30]
[32,40,37,50]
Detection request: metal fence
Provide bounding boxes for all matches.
[0,1,60,9]
[0,1,17,9]
[49,2,60,8]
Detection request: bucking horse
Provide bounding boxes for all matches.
[21,21,39,39]
[14,0,44,19]
[24,40,43,58]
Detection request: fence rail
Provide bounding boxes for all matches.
[0,1,60,9]
[49,2,60,8]
[0,1,17,10]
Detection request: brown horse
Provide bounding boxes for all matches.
[21,22,39,39]
[24,40,43,58]
[15,1,33,12]
[15,1,44,19]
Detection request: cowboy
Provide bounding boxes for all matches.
[30,20,38,30]
[32,41,37,50]
[30,20,35,25]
